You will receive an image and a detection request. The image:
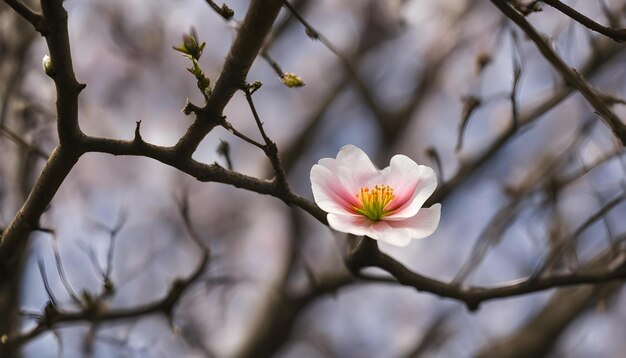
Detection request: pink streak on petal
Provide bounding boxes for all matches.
[311,164,360,216]
[384,161,437,220]
[384,181,418,212]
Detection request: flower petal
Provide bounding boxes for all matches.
[334,145,379,194]
[311,164,359,216]
[365,221,413,247]
[385,204,441,240]
[327,204,441,247]
[328,218,412,247]
[383,156,437,219]
[317,157,336,171]
[327,213,374,237]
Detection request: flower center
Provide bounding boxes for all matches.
[354,184,395,221]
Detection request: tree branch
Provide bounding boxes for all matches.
[490,0,626,146]
[79,136,327,224]
[40,0,85,144]
[7,253,209,349]
[541,0,626,42]
[176,0,284,157]
[346,236,626,311]
[2,0,44,31]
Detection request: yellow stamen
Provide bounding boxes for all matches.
[354,184,395,221]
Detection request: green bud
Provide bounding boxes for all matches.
[247,81,263,94]
[280,72,305,88]
[173,28,205,60]
[42,54,54,76]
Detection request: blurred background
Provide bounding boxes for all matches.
[2,0,626,356]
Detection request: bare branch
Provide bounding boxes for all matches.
[541,0,626,42]
[346,236,626,311]
[176,0,284,157]
[79,136,326,224]
[2,0,44,31]
[0,124,48,159]
[490,0,626,146]
[9,253,209,348]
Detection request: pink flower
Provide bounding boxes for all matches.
[310,145,441,247]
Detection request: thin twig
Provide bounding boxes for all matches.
[2,0,45,31]
[490,0,626,146]
[541,0,626,42]
[347,237,626,311]
[244,88,289,188]
[0,124,49,159]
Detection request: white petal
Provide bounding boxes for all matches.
[311,164,360,216]
[334,145,379,194]
[327,213,373,237]
[384,158,437,220]
[327,205,441,247]
[317,157,336,170]
[386,204,441,240]
[365,221,413,247]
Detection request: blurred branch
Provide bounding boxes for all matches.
[2,0,44,31]
[427,39,624,206]
[204,0,234,19]
[0,0,86,269]
[0,124,48,159]
[490,0,626,146]
[282,0,389,128]
[402,310,454,358]
[538,191,626,275]
[541,0,626,42]
[477,248,623,357]
[454,120,608,284]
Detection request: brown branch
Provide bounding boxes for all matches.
[40,0,85,144]
[2,0,44,32]
[0,0,290,275]
[346,236,626,311]
[79,135,326,224]
[281,0,389,130]
[204,0,234,19]
[0,146,79,270]
[0,0,85,265]
[243,88,289,188]
[176,0,284,157]
[0,124,48,159]
[490,0,626,146]
[477,248,622,357]
[427,39,624,206]
[541,0,626,42]
[7,253,209,349]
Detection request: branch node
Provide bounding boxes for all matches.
[344,235,377,274]
[134,121,143,143]
[182,99,201,116]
